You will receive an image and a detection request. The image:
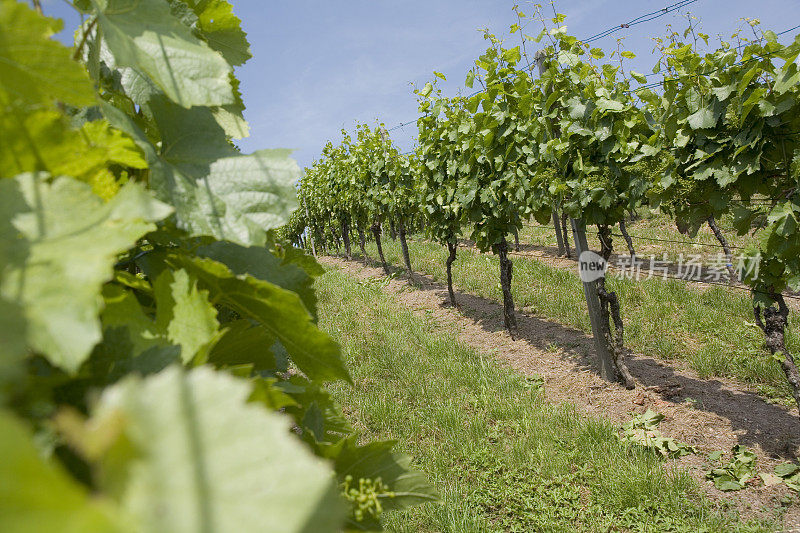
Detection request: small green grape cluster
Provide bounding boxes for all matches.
[341,475,395,523]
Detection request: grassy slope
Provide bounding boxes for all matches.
[316,267,777,532]
[362,237,797,403]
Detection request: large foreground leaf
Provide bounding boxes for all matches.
[91,366,343,532]
[88,0,233,108]
[171,254,350,382]
[0,174,172,372]
[0,0,95,107]
[0,411,119,533]
[197,241,318,316]
[0,297,26,376]
[174,0,252,66]
[0,114,147,197]
[104,100,298,246]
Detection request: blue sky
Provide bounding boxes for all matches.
[42,0,800,169]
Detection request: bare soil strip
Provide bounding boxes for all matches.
[321,256,800,529]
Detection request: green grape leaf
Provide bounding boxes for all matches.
[89,366,344,532]
[767,202,798,237]
[775,463,800,478]
[0,297,26,379]
[153,268,220,363]
[502,46,521,64]
[171,254,350,382]
[774,61,800,95]
[687,107,718,130]
[465,70,475,88]
[98,269,219,370]
[0,0,95,107]
[0,174,172,372]
[100,284,175,361]
[197,241,318,317]
[89,0,233,108]
[596,98,624,112]
[419,83,433,98]
[104,100,297,246]
[181,0,252,66]
[0,112,147,198]
[0,410,120,533]
[630,71,647,84]
[329,437,439,512]
[205,319,277,371]
[210,73,250,139]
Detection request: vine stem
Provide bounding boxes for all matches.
[754,294,800,413]
[73,17,98,62]
[397,217,413,279]
[618,218,636,259]
[706,215,737,283]
[372,221,390,276]
[597,225,635,389]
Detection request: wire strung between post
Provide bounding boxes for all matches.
[581,0,698,45]
[450,241,800,301]
[520,222,745,249]
[382,0,707,132]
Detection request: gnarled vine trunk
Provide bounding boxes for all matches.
[372,222,390,275]
[754,294,800,413]
[397,218,413,278]
[597,225,635,389]
[446,240,458,307]
[496,237,517,334]
[618,218,636,259]
[707,215,737,283]
[341,217,351,259]
[389,218,397,240]
[561,212,571,258]
[513,227,521,252]
[357,226,367,260]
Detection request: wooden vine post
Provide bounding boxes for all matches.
[570,219,618,381]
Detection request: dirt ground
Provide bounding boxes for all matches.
[321,255,800,531]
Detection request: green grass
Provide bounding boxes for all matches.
[316,268,781,532]
[359,236,797,403]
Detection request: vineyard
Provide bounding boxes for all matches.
[2,0,800,531]
[294,9,800,407]
[289,2,800,530]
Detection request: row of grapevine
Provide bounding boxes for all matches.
[295,9,800,412]
[0,0,437,530]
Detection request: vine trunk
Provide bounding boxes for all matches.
[496,237,518,335]
[707,215,737,283]
[341,218,352,259]
[597,225,635,389]
[398,218,413,278]
[446,240,458,307]
[372,222,390,276]
[754,295,800,413]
